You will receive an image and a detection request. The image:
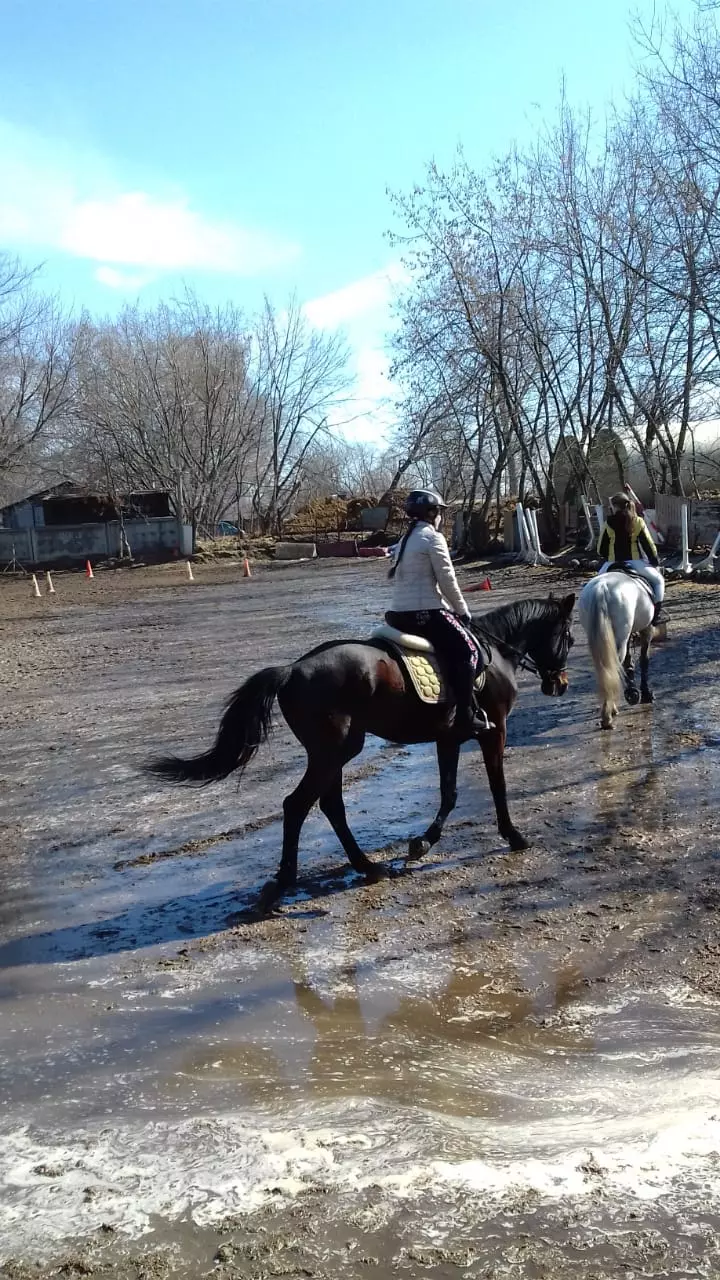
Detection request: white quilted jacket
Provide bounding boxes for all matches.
[390,521,469,616]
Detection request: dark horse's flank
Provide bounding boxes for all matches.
[150,595,575,911]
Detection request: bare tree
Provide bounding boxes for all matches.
[249,297,354,534]
[70,293,263,538]
[298,438,397,504]
[387,27,720,526]
[0,255,80,499]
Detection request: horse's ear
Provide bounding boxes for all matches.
[560,593,576,615]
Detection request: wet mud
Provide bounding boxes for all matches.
[1,559,720,1277]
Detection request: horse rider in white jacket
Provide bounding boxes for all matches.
[386,490,492,738]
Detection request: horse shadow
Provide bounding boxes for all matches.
[0,852,414,969]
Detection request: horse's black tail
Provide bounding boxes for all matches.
[147,665,291,786]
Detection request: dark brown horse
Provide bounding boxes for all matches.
[149,595,575,911]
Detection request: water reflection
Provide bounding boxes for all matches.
[181,927,593,1120]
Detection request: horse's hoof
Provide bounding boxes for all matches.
[625,687,641,706]
[601,720,614,731]
[256,878,284,914]
[407,836,431,862]
[641,690,654,704]
[507,830,530,852]
[364,861,389,883]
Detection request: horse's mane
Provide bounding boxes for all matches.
[469,597,562,648]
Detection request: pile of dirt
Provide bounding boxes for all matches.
[283,495,392,537]
[283,496,351,536]
[194,535,277,562]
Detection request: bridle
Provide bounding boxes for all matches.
[471,618,573,685]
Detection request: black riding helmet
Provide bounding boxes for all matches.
[389,489,449,580]
[404,489,447,519]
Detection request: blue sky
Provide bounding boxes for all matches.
[0,0,696,440]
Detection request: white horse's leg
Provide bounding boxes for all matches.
[639,624,654,703]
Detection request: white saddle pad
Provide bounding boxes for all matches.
[371,622,435,654]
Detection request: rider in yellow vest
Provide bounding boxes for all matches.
[597,492,664,624]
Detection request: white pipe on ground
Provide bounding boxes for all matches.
[528,507,552,565]
[525,507,539,554]
[693,527,720,572]
[516,504,536,563]
[680,503,691,574]
[514,504,527,554]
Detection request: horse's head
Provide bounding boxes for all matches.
[531,593,575,696]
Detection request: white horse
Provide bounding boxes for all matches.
[578,571,655,730]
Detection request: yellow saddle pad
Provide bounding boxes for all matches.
[398,650,486,706]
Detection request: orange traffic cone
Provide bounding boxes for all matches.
[85,560,94,579]
[45,571,55,595]
[465,576,492,595]
[243,557,252,578]
[31,573,41,598]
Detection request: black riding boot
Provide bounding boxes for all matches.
[451,665,494,738]
[652,601,663,626]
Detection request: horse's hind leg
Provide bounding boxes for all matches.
[258,722,374,913]
[639,630,654,703]
[623,648,640,706]
[257,760,336,913]
[408,736,460,861]
[319,773,385,883]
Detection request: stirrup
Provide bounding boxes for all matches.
[458,708,495,737]
[473,709,495,734]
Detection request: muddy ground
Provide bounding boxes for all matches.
[1,555,720,1279]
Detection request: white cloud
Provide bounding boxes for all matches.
[304,265,409,445]
[356,346,392,402]
[62,192,298,273]
[0,119,299,283]
[339,345,398,444]
[304,263,408,330]
[94,265,156,291]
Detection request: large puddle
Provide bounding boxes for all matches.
[2,569,720,1273]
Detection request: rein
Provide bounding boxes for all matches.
[471,624,542,677]
[470,614,570,682]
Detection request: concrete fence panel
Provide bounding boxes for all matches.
[32,524,109,563]
[120,518,182,554]
[0,528,33,565]
[0,517,185,565]
[275,542,317,560]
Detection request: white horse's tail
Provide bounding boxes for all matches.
[585,584,622,710]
